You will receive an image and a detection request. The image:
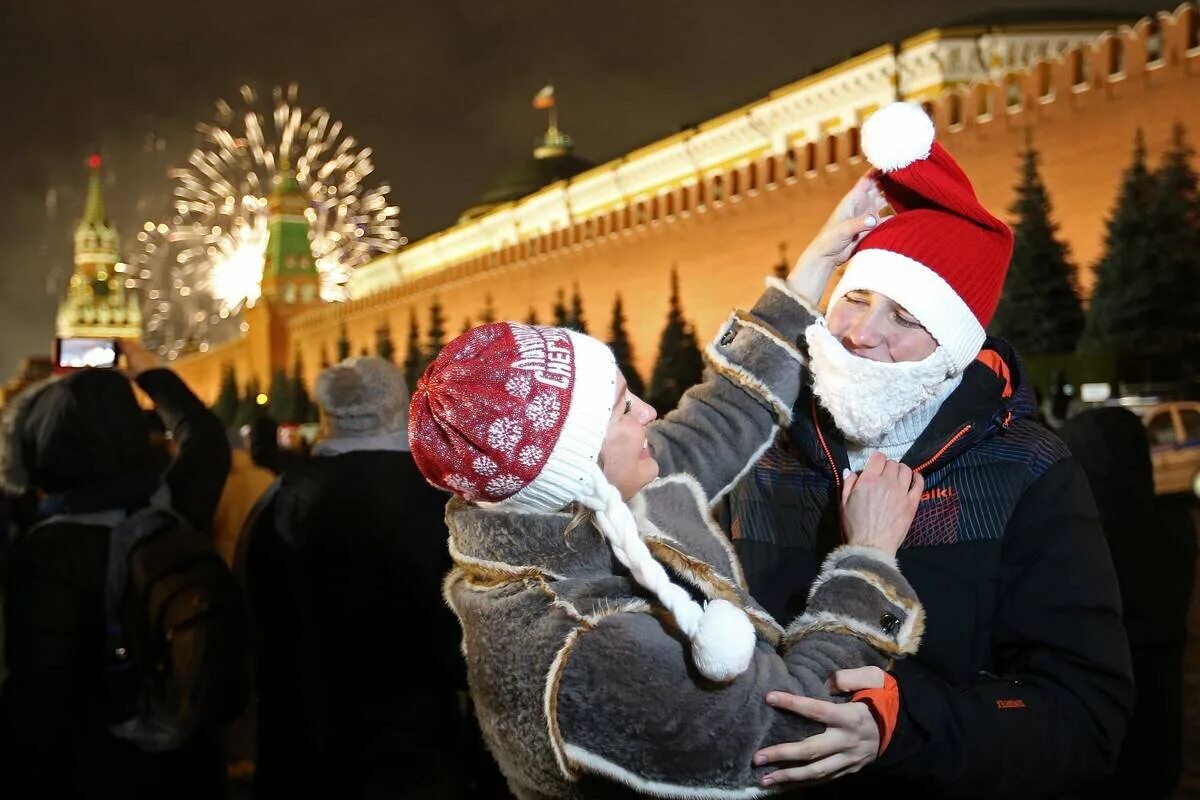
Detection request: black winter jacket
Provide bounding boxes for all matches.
[0,368,231,798]
[722,340,1135,799]
[246,445,465,800]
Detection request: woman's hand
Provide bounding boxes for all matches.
[840,452,922,557]
[787,174,888,307]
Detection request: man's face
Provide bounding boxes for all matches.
[826,289,938,363]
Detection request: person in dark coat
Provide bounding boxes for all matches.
[723,102,1133,797]
[247,356,476,799]
[1061,407,1197,799]
[0,342,232,798]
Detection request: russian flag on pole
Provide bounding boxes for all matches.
[532,85,555,110]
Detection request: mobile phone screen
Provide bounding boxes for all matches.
[57,337,119,368]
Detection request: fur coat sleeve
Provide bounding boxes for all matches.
[551,545,923,797]
[647,278,815,504]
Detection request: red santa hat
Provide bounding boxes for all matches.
[408,322,756,682]
[828,102,1013,374]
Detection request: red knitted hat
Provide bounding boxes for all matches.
[408,322,617,512]
[829,102,1013,373]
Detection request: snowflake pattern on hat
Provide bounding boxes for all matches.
[487,416,525,456]
[444,474,478,499]
[525,392,562,432]
[505,374,533,400]
[472,455,498,477]
[485,474,524,496]
[517,445,544,468]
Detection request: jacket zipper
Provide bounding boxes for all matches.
[811,399,847,543]
[811,399,842,490]
[914,424,973,474]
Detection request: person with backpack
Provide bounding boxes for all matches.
[0,341,238,798]
[245,356,479,799]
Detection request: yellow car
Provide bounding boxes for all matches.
[1142,401,1200,498]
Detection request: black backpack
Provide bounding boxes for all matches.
[76,503,248,751]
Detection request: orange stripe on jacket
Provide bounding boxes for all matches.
[975,350,1013,399]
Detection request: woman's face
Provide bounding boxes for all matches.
[599,372,660,499]
[825,289,938,363]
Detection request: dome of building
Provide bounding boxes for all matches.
[459,127,593,222]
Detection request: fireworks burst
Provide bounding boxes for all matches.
[136,83,404,358]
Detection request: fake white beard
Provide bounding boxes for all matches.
[805,321,957,444]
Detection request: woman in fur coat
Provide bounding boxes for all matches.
[408,183,925,799]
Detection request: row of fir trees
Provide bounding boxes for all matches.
[269,270,709,421]
[989,124,1200,356]
[212,352,317,429]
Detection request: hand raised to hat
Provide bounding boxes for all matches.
[787,175,888,309]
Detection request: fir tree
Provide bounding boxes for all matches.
[568,283,588,333]
[420,298,447,376]
[268,368,293,423]
[319,343,331,370]
[525,307,541,326]
[479,293,497,324]
[461,316,473,335]
[290,350,314,424]
[402,310,423,388]
[336,321,351,362]
[607,294,645,397]
[359,345,370,358]
[213,364,240,428]
[375,320,396,363]
[647,268,704,414]
[1081,131,1161,351]
[989,137,1084,355]
[1149,123,1200,343]
[235,377,265,428]
[552,289,570,327]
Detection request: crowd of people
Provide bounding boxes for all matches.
[0,102,1194,799]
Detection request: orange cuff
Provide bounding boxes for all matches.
[852,672,900,756]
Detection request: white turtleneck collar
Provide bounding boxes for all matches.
[844,372,963,472]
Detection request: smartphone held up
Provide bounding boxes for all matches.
[55,337,120,370]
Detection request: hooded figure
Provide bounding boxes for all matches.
[723,102,1134,797]
[1062,407,1196,799]
[407,277,928,800]
[245,357,471,799]
[0,365,231,798]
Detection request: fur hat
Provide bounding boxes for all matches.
[315,356,409,438]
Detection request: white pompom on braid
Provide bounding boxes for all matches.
[861,102,936,173]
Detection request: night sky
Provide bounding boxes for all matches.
[0,0,1169,381]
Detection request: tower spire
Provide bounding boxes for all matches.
[81,154,107,228]
[56,153,142,341]
[259,162,320,305]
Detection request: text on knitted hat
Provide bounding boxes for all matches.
[510,324,572,389]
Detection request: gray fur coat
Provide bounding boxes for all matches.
[445,279,924,799]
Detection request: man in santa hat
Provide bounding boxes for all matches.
[724,102,1134,797]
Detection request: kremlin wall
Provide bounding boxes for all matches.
[135,5,1200,403]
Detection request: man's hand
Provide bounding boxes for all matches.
[754,667,888,787]
[786,174,888,307]
[841,452,922,557]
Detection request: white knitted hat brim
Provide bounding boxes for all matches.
[829,248,985,375]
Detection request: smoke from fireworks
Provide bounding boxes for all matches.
[136,84,404,358]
